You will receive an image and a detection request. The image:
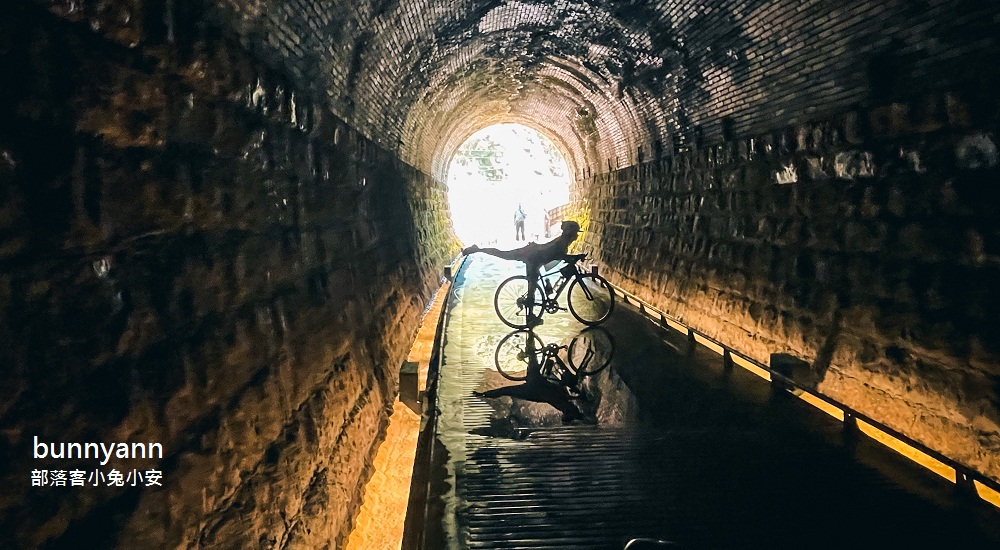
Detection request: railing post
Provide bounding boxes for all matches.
[769,353,806,394]
[722,349,734,373]
[843,412,859,450]
[955,471,980,503]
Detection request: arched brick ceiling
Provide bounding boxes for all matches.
[214,0,946,179]
[395,0,671,178]
[216,0,749,178]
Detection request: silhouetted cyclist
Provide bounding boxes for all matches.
[463,220,581,326]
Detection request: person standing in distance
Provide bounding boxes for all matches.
[514,204,526,241]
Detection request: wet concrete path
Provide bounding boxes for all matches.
[431,255,1000,549]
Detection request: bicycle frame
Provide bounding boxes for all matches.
[494,325,614,386]
[537,261,583,308]
[537,344,580,387]
[493,254,613,329]
[541,342,602,386]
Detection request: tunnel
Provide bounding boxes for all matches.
[1,0,999,548]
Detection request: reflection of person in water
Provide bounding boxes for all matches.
[475,377,584,422]
[475,327,585,422]
[463,220,580,326]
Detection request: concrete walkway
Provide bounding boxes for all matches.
[429,255,1000,549]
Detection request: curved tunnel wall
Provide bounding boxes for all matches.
[209,0,1000,180]
[3,0,1000,547]
[0,2,456,547]
[212,0,1000,481]
[566,0,1000,483]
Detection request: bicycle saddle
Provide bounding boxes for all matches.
[566,253,587,262]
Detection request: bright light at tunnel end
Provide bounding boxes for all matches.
[447,124,570,247]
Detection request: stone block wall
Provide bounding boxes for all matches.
[574,92,1000,482]
[199,0,1000,182]
[0,2,456,548]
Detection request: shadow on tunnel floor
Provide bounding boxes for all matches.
[422,256,1000,549]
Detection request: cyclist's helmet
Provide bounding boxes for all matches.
[561,220,580,234]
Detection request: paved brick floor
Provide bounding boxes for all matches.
[427,255,1000,549]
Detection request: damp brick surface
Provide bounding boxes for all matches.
[2,0,999,547]
[208,0,999,181]
[573,99,1000,483]
[0,2,456,548]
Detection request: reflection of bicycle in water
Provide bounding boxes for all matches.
[494,326,615,396]
[493,254,615,329]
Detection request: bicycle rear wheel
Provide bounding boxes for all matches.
[494,329,545,381]
[568,326,615,375]
[567,273,615,325]
[494,275,545,329]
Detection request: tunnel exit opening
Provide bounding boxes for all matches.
[446,124,570,247]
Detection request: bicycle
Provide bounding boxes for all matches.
[493,253,615,329]
[493,327,615,395]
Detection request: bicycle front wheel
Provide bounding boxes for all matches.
[494,275,545,329]
[494,329,545,381]
[568,326,615,375]
[567,273,615,325]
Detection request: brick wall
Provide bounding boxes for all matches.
[4,0,1000,545]
[204,0,1000,182]
[573,91,1000,482]
[0,2,456,547]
